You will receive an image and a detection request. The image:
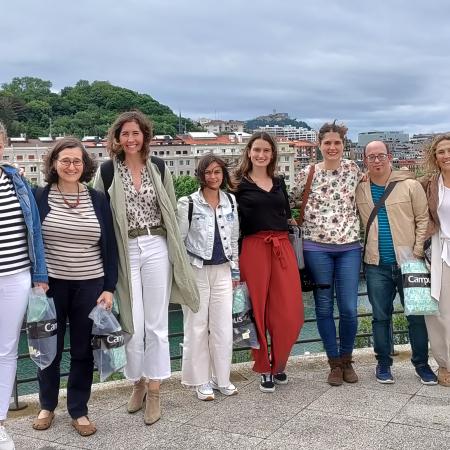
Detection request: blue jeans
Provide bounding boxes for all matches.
[304,248,361,358]
[365,263,429,367]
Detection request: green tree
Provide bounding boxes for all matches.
[173,175,199,199]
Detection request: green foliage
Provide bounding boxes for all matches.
[245,113,311,132]
[0,77,200,139]
[173,175,199,200]
[355,311,409,349]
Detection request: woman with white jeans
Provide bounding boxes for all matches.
[177,154,240,401]
[0,122,48,450]
[94,111,199,425]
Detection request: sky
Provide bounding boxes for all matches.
[2,0,450,139]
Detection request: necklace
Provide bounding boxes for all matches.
[57,183,80,209]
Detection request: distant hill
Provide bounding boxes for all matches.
[0,77,199,139]
[245,112,311,131]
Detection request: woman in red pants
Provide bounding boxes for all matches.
[234,131,304,392]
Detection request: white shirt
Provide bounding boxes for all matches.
[438,184,450,266]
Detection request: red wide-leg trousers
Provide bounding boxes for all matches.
[240,231,304,374]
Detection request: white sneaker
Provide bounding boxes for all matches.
[0,426,15,450]
[210,379,238,396]
[196,383,215,401]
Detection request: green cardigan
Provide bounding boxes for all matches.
[93,158,199,334]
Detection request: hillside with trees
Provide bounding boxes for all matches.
[245,112,311,131]
[0,77,199,138]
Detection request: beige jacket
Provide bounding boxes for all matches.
[356,170,429,265]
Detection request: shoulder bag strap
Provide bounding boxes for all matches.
[298,164,316,226]
[187,195,193,228]
[363,180,399,260]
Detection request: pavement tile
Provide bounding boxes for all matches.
[143,424,262,449]
[416,383,450,400]
[373,423,450,450]
[257,409,386,450]
[307,385,411,421]
[391,394,450,432]
[11,432,84,450]
[187,379,329,438]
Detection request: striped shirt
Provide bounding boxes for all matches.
[0,170,31,276]
[370,182,396,264]
[41,185,104,280]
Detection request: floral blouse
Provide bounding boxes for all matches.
[290,159,362,244]
[117,160,162,230]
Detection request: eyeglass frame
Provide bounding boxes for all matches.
[57,158,84,167]
[365,153,389,163]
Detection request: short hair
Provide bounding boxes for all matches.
[422,133,450,174]
[196,153,234,190]
[318,121,348,144]
[363,140,390,157]
[234,131,278,182]
[107,110,153,162]
[43,137,97,184]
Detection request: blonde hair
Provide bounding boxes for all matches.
[0,121,7,144]
[422,133,450,175]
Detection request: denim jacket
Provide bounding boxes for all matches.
[0,164,48,283]
[177,189,239,276]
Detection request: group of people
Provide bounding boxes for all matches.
[0,113,449,450]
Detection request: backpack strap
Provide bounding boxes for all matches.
[225,192,235,213]
[33,186,46,205]
[100,160,114,202]
[150,155,166,183]
[187,195,193,228]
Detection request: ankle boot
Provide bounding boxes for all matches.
[327,357,343,386]
[144,388,161,425]
[341,354,358,383]
[127,378,147,413]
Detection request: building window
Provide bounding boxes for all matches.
[182,150,188,155]
[285,165,289,171]
[28,154,35,160]
[179,160,184,166]
[186,160,190,166]
[159,151,164,155]
[30,166,37,173]
[99,152,102,157]
[180,170,184,175]
[168,160,174,166]
[284,156,289,162]
[186,170,190,175]
[16,155,23,161]
[2,155,9,160]
[176,151,181,155]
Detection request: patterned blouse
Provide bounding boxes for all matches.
[117,161,162,230]
[290,159,361,244]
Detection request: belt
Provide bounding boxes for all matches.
[128,226,166,239]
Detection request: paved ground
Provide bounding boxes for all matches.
[6,346,450,450]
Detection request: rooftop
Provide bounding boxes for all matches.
[7,346,450,450]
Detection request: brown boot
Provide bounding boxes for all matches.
[144,388,161,425]
[127,378,147,413]
[341,354,358,383]
[438,367,450,387]
[327,357,343,386]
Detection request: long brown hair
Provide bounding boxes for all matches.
[234,131,278,183]
[106,110,153,162]
[422,133,450,175]
[196,153,234,191]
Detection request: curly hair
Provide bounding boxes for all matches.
[318,120,348,144]
[106,110,153,162]
[422,133,450,175]
[196,153,234,191]
[43,137,97,184]
[233,131,278,183]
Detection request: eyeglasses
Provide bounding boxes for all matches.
[57,158,83,167]
[366,153,388,163]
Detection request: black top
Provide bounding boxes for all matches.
[236,176,291,237]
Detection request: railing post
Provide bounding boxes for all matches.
[8,374,27,412]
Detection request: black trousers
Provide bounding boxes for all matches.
[37,277,103,419]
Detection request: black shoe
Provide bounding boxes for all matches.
[274,372,288,385]
[259,374,275,393]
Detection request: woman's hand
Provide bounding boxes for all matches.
[287,218,298,225]
[96,291,113,310]
[34,282,49,293]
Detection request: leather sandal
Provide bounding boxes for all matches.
[32,411,55,430]
[71,416,97,437]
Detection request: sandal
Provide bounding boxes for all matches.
[32,411,55,430]
[71,416,97,436]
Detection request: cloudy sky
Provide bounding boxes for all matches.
[2,0,450,138]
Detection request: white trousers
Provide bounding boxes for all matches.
[124,235,172,381]
[182,263,233,387]
[0,270,30,420]
[426,262,450,370]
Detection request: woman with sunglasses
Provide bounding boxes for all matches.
[31,137,118,437]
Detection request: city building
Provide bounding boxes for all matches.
[255,125,318,142]
[357,130,409,147]
[203,120,245,134]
